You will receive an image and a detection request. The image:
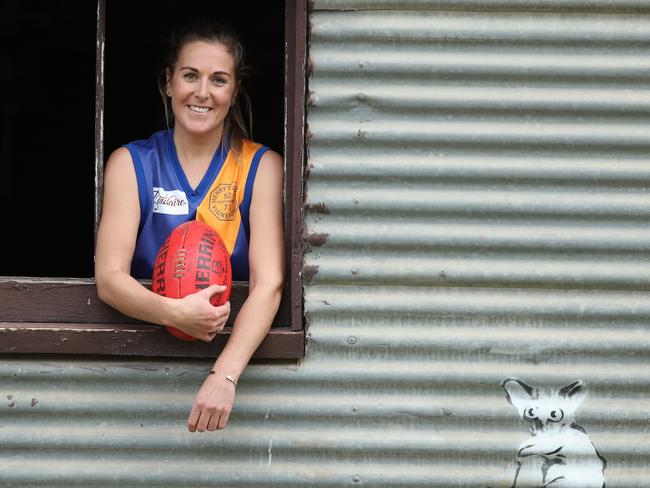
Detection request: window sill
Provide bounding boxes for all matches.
[0,322,303,358]
[0,277,304,358]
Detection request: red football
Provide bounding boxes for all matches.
[152,221,232,340]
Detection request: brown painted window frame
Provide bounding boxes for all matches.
[0,0,306,359]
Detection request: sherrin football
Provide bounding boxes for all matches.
[152,220,232,340]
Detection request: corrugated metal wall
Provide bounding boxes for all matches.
[2,2,650,487]
[303,1,650,487]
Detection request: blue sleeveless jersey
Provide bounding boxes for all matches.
[125,129,268,281]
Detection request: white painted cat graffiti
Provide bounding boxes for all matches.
[501,378,606,488]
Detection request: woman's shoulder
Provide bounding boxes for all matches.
[241,139,281,160]
[106,129,168,174]
[105,146,135,179]
[253,146,283,186]
[237,139,280,174]
[260,148,282,166]
[126,129,170,151]
[111,129,171,172]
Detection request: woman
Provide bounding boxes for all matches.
[95,21,285,433]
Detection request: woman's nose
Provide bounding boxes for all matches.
[196,78,209,99]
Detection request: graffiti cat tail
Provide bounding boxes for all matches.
[501,378,606,488]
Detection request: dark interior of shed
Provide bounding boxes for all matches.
[0,1,285,278]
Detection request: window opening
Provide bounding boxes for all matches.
[0,2,96,277]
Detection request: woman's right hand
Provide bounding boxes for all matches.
[167,284,231,341]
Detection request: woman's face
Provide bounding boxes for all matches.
[166,41,237,139]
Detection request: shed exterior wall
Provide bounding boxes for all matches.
[2,1,650,487]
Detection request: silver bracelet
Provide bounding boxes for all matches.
[209,370,238,388]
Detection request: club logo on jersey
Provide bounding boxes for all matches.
[153,187,189,215]
[209,183,238,221]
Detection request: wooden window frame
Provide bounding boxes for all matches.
[0,0,306,359]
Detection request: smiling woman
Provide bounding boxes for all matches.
[103,3,284,158]
[95,20,286,433]
[165,42,238,148]
[0,0,305,364]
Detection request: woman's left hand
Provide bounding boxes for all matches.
[187,373,236,432]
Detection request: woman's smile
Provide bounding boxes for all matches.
[188,105,213,113]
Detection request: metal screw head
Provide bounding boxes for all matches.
[348,336,357,345]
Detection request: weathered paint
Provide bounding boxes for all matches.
[94,0,105,244]
[2,2,650,488]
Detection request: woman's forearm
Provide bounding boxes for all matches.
[96,270,176,326]
[211,281,283,379]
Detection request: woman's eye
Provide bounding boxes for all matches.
[212,77,227,85]
[183,72,198,80]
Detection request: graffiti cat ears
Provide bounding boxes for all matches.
[501,378,587,399]
[502,378,586,402]
[501,378,588,422]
